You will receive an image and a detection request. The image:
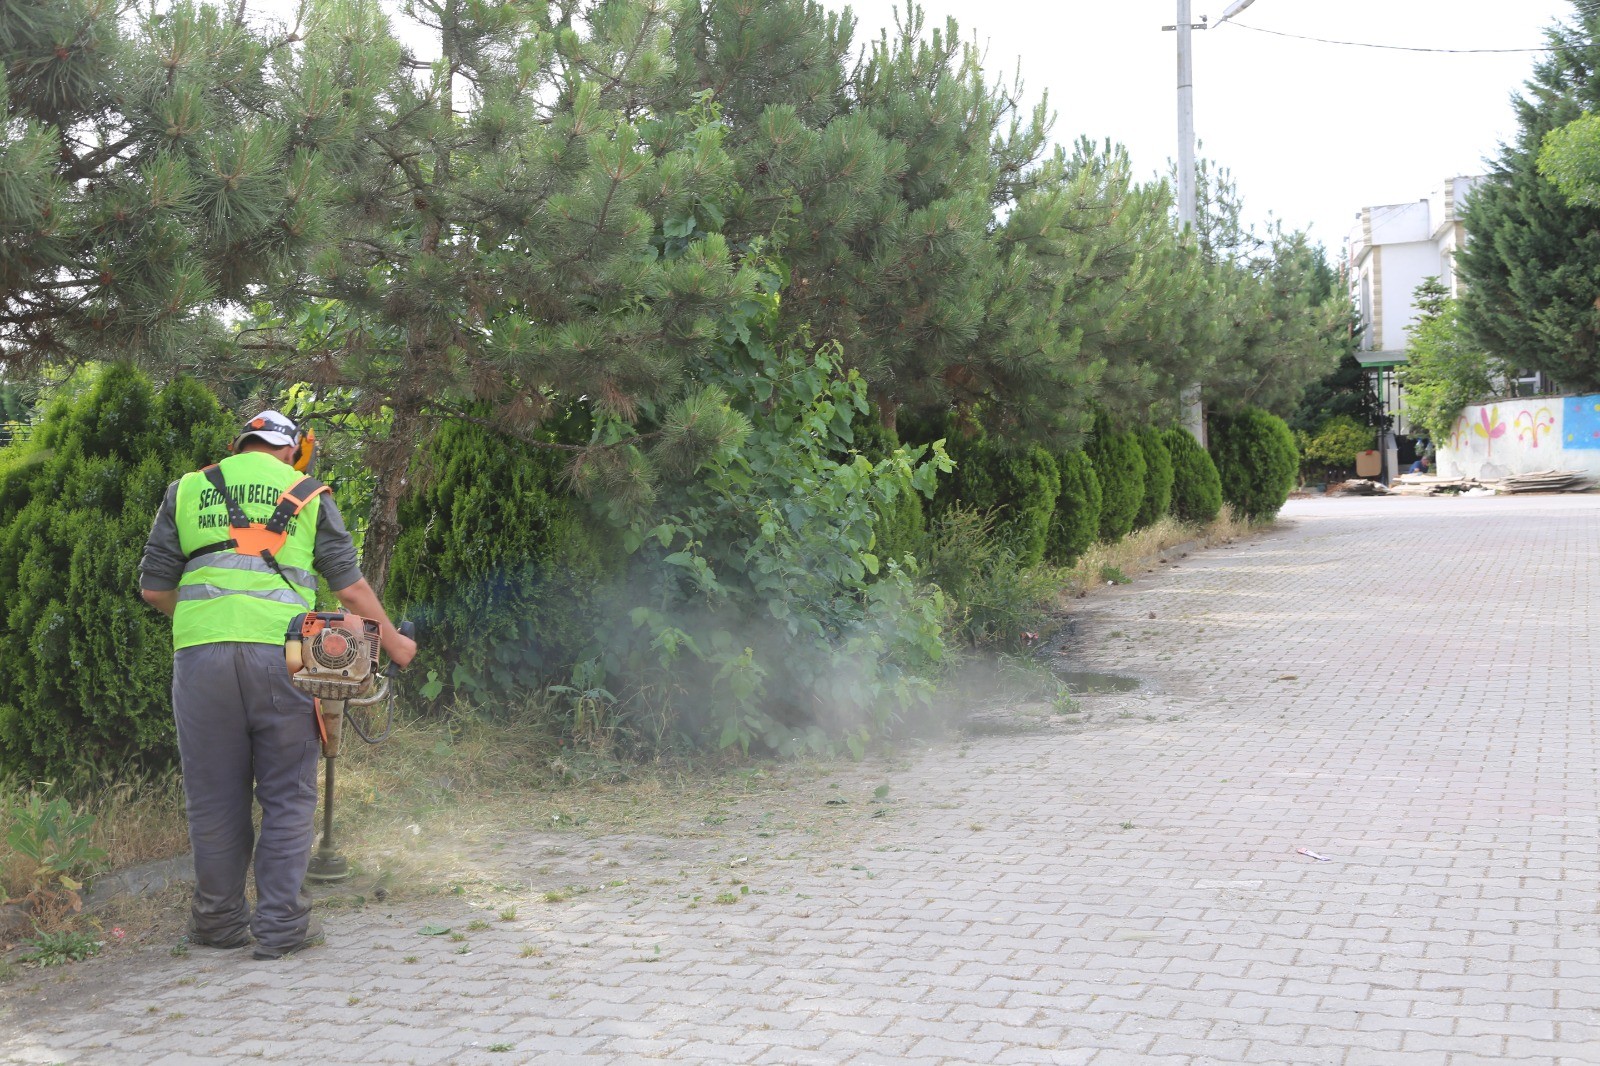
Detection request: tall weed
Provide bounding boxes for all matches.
[919,507,1063,651]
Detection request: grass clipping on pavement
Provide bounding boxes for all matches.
[2,506,1260,930]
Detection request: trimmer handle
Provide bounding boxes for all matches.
[386,620,417,677]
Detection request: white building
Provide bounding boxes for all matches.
[1345,176,1484,438]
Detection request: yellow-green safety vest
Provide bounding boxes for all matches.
[173,451,325,649]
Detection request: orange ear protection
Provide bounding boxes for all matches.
[290,425,317,473]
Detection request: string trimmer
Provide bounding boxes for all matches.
[285,610,415,883]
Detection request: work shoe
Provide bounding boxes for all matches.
[251,916,324,961]
[185,925,252,950]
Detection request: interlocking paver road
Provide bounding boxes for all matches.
[5,494,1600,1065]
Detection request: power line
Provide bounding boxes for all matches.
[1225,20,1551,54]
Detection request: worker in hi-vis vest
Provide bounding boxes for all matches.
[139,410,415,960]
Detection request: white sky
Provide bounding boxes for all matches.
[825,0,1578,255]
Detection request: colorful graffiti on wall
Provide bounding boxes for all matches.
[1565,395,1600,450]
[1442,393,1600,478]
[1514,406,1557,448]
[1472,407,1506,457]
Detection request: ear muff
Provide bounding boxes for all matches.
[290,425,317,473]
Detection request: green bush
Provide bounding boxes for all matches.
[588,272,951,757]
[1299,415,1371,482]
[0,365,235,781]
[1164,427,1223,524]
[1133,427,1174,529]
[935,429,1060,569]
[388,415,620,711]
[1044,449,1102,566]
[1208,408,1298,521]
[852,416,925,568]
[1084,411,1146,542]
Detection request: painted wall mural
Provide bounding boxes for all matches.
[1564,395,1600,450]
[1472,407,1506,456]
[1438,393,1600,479]
[1513,406,1556,449]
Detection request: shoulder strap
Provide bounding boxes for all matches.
[264,476,330,535]
[202,465,252,530]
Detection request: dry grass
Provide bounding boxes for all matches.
[1,773,189,905]
[89,776,190,876]
[1055,506,1254,599]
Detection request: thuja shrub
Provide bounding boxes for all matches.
[388,415,620,711]
[0,365,235,781]
[1208,408,1299,521]
[852,415,925,568]
[935,430,1060,569]
[1044,448,1102,566]
[1084,411,1146,542]
[1133,427,1174,530]
[1164,427,1223,524]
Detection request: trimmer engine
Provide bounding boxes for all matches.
[286,611,391,758]
[285,611,382,701]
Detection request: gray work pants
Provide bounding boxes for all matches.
[172,642,320,952]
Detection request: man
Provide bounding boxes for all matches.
[140,410,416,960]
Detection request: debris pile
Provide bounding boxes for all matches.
[1328,478,1390,496]
[1489,469,1596,494]
[1365,469,1597,497]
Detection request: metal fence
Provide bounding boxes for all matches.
[0,419,34,448]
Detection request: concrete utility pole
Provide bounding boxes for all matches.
[1170,0,1206,444]
[1169,0,1259,446]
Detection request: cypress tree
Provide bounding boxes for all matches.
[387,415,618,709]
[1133,427,1174,529]
[1045,449,1101,566]
[934,422,1059,569]
[1165,427,1222,525]
[0,366,234,780]
[1084,411,1145,542]
[1209,408,1298,521]
[1458,2,1600,392]
[852,416,925,568]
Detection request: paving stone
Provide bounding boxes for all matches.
[5,496,1600,1065]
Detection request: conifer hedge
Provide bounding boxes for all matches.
[387,417,620,709]
[1084,412,1146,542]
[1044,449,1102,566]
[0,365,234,781]
[1133,427,1174,529]
[1208,408,1299,521]
[1164,427,1223,524]
[853,417,925,568]
[935,432,1060,569]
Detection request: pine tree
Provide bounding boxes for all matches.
[0,2,320,369]
[1399,278,1500,443]
[246,0,756,593]
[1189,163,1350,418]
[1459,2,1600,392]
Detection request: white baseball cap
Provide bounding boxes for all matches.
[233,409,299,450]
